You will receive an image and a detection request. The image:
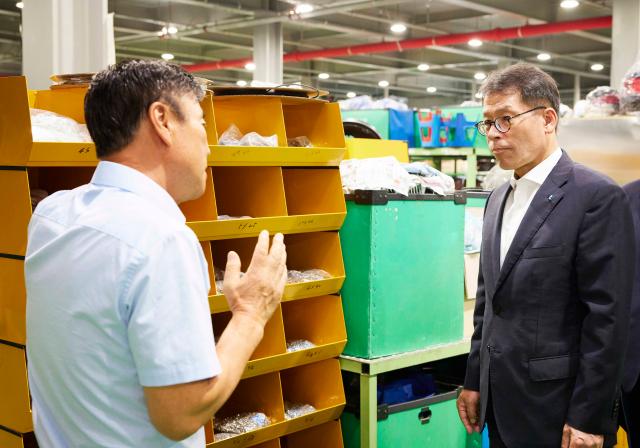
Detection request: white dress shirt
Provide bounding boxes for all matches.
[25,161,220,448]
[500,148,563,267]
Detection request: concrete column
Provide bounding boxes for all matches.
[253,23,283,84]
[611,0,640,89]
[22,0,114,90]
[574,74,581,107]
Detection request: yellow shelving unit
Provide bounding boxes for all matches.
[0,76,348,447]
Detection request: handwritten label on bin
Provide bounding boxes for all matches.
[304,282,323,291]
[296,218,316,226]
[237,221,259,232]
[230,149,251,158]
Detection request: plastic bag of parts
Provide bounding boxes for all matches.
[284,401,317,420]
[286,339,316,353]
[287,136,313,147]
[214,412,271,435]
[401,162,455,195]
[340,157,417,196]
[286,269,331,284]
[30,108,93,142]
[218,124,278,147]
[621,62,640,114]
[217,214,252,220]
[585,86,620,116]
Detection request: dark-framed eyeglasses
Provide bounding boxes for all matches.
[474,106,546,136]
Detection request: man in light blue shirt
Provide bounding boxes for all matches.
[25,60,287,447]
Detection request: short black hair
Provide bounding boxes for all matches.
[84,59,204,158]
[480,63,560,116]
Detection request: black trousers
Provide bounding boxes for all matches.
[621,378,640,448]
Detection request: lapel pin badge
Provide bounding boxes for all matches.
[547,194,554,201]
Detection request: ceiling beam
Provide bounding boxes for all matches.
[436,0,611,45]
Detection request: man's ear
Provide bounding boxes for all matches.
[543,107,558,134]
[147,101,173,147]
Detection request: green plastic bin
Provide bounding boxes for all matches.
[341,384,481,448]
[339,190,465,358]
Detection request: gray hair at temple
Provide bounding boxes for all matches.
[479,62,561,117]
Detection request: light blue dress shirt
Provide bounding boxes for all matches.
[25,161,221,448]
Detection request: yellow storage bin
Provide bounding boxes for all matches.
[281,98,345,149]
[345,138,409,162]
[0,427,37,448]
[281,295,347,365]
[282,168,346,216]
[212,167,288,219]
[0,169,32,257]
[180,167,218,222]
[212,96,288,147]
[208,233,345,313]
[0,76,219,166]
[212,308,288,379]
[0,343,32,433]
[283,419,344,448]
[283,232,346,299]
[0,258,27,345]
[212,372,285,447]
[252,440,280,448]
[187,166,345,241]
[279,358,345,433]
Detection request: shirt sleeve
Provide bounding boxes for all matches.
[122,229,221,387]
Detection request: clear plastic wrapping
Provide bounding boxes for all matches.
[286,269,331,284]
[218,124,278,147]
[585,86,620,116]
[286,339,316,353]
[30,108,93,142]
[284,401,317,420]
[621,64,640,114]
[213,412,271,435]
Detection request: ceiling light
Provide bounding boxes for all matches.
[318,72,330,79]
[417,63,430,71]
[590,63,604,71]
[294,3,314,14]
[468,38,483,47]
[475,92,483,99]
[245,62,256,71]
[16,2,23,8]
[474,72,487,80]
[236,80,248,87]
[378,80,389,88]
[426,86,437,93]
[390,23,407,34]
[346,92,357,98]
[167,26,178,35]
[560,0,579,9]
[537,52,551,61]
[161,53,174,61]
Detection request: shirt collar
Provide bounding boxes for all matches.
[91,161,186,224]
[509,147,563,189]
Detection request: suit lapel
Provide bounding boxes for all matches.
[493,151,574,296]
[484,182,511,295]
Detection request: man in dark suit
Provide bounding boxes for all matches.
[622,180,640,447]
[457,63,635,448]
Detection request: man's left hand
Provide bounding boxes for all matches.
[561,424,604,448]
